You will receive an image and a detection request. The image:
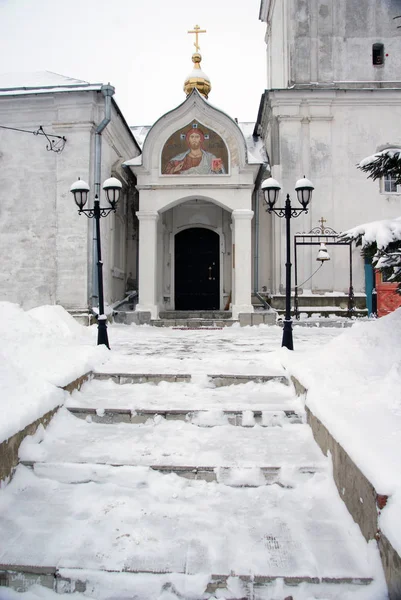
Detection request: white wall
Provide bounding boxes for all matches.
[0,92,92,310]
[261,0,401,87]
[260,88,401,294]
[0,89,140,311]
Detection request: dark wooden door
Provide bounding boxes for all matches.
[175,228,220,310]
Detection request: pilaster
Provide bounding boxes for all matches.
[135,210,159,319]
[231,209,254,318]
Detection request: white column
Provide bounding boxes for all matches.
[135,210,159,319]
[231,209,254,319]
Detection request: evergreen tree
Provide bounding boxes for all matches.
[344,150,401,294]
[358,149,401,185]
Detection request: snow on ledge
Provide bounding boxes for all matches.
[0,302,108,445]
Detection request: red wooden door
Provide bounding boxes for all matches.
[375,270,401,317]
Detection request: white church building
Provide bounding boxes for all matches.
[257,0,401,304]
[124,82,266,320]
[2,1,401,322]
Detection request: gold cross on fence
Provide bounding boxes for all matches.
[318,216,327,231]
[188,24,207,52]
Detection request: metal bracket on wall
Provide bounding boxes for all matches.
[0,124,67,153]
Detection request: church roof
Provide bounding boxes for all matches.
[0,71,103,95]
[0,71,141,155]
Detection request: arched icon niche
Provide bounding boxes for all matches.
[161,121,229,175]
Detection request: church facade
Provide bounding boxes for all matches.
[257,0,401,298]
[125,89,265,319]
[2,3,401,321]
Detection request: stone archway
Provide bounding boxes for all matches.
[174,227,220,310]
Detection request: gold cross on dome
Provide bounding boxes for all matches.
[188,24,207,52]
[318,216,327,231]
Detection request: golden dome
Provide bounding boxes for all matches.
[184,52,211,99]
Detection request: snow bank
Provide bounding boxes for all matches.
[282,310,401,555]
[0,302,108,444]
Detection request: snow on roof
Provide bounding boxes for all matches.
[126,121,267,168]
[0,70,103,95]
[238,121,268,165]
[184,67,210,82]
[130,125,151,150]
[359,147,401,168]
[343,216,401,249]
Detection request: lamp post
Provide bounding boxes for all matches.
[70,176,122,349]
[261,176,314,350]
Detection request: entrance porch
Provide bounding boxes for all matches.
[134,198,254,320]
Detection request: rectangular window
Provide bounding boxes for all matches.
[383,174,399,193]
[373,43,384,66]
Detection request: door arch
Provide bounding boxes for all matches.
[175,227,220,310]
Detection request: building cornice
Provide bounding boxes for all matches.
[259,0,274,23]
[276,115,334,122]
[267,88,401,107]
[136,183,255,191]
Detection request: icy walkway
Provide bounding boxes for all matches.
[0,323,387,599]
[19,404,325,469]
[66,377,299,412]
[96,323,342,376]
[0,463,373,579]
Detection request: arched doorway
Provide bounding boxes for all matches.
[175,227,220,310]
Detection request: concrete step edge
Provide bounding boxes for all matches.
[159,311,233,318]
[152,320,237,328]
[0,565,374,589]
[67,407,303,425]
[19,461,323,486]
[92,373,289,386]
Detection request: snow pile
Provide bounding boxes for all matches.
[282,310,401,555]
[0,70,90,89]
[0,302,108,445]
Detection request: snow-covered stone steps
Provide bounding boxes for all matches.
[92,372,289,387]
[0,564,374,598]
[66,407,303,425]
[66,378,298,413]
[0,464,376,597]
[18,409,324,470]
[19,461,321,487]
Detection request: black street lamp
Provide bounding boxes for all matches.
[70,176,122,349]
[261,176,314,350]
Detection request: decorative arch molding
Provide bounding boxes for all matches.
[158,193,233,214]
[137,89,249,174]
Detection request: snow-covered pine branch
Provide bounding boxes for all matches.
[357,148,401,184]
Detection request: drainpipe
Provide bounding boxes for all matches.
[253,163,271,309]
[91,83,115,309]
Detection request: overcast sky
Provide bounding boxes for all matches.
[0,0,266,126]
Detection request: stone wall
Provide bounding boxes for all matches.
[239,312,277,326]
[290,373,401,600]
[0,406,60,485]
[306,408,380,541]
[0,373,91,485]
